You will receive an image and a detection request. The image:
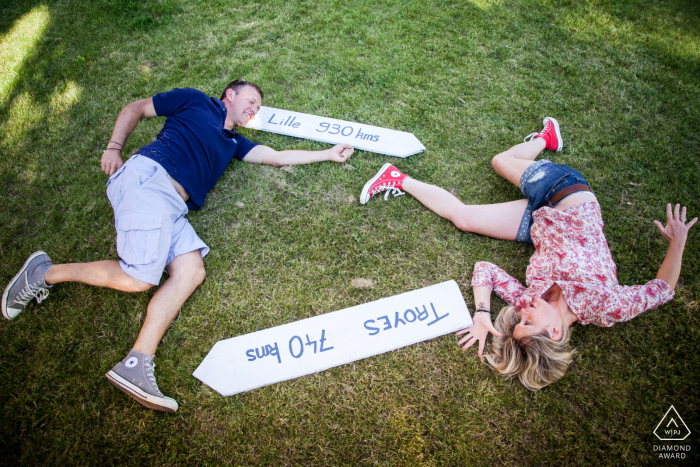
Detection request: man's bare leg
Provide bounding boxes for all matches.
[44,251,205,353]
[44,260,152,292]
[133,250,206,355]
[104,250,205,413]
[3,256,152,319]
[30,251,204,352]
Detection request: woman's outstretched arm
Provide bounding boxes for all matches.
[654,203,697,289]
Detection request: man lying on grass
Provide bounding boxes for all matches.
[360,117,696,390]
[2,79,353,412]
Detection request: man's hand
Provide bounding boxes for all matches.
[101,149,124,176]
[327,144,354,163]
[455,312,503,358]
[654,203,697,247]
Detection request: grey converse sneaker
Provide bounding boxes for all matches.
[106,349,179,413]
[2,251,53,320]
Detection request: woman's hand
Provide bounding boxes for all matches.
[455,312,503,358]
[654,204,697,246]
[654,204,697,289]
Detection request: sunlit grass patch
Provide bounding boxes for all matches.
[0,5,50,102]
[1,91,43,150]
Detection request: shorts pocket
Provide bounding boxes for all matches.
[106,162,128,187]
[546,175,571,198]
[116,215,162,265]
[106,165,128,208]
[132,160,159,187]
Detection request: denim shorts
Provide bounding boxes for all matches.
[516,160,592,243]
[106,156,209,285]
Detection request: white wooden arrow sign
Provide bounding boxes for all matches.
[245,106,425,158]
[193,280,471,396]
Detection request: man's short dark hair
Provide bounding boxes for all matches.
[220,79,264,101]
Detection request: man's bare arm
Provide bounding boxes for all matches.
[101,98,157,176]
[243,143,353,167]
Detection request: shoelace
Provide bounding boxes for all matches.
[370,182,405,201]
[383,188,405,201]
[144,358,161,393]
[523,121,551,143]
[13,272,49,306]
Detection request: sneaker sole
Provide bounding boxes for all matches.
[106,370,178,413]
[544,117,563,152]
[360,163,392,205]
[2,251,47,320]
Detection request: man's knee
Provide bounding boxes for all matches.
[179,262,205,288]
[168,253,206,286]
[191,261,206,286]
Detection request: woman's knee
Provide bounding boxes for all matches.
[491,152,509,173]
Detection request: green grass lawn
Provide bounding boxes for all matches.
[1,0,699,464]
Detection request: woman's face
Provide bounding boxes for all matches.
[513,297,564,341]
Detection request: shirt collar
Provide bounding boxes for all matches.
[516,281,554,310]
[212,97,238,139]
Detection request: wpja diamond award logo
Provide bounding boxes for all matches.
[652,405,691,460]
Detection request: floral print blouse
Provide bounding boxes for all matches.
[471,202,674,327]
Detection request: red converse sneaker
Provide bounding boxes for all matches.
[524,117,563,152]
[359,163,406,204]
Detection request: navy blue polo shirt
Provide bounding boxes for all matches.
[137,88,258,210]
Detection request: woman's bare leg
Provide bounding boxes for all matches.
[400,138,547,240]
[491,138,546,187]
[490,137,546,187]
[402,177,528,241]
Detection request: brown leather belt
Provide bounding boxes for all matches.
[549,183,592,206]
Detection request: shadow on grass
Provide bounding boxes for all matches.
[0,0,182,253]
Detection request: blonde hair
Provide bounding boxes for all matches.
[485,305,574,391]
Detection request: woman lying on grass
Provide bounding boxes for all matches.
[359,118,697,390]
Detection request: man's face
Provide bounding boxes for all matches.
[225,85,262,128]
